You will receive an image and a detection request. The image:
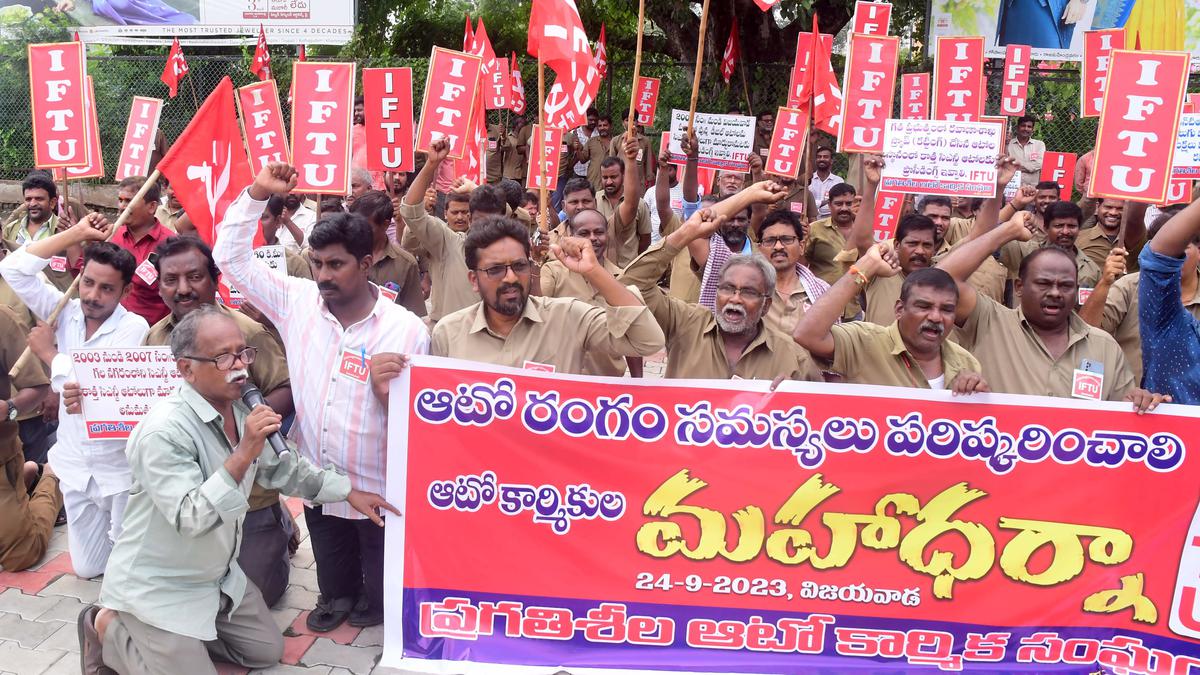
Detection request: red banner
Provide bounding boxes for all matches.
[54,76,103,181]
[28,42,88,169]
[1165,179,1193,205]
[1000,44,1031,117]
[362,68,415,173]
[932,36,984,122]
[763,107,807,179]
[381,357,1200,673]
[838,34,898,154]
[851,0,892,35]
[416,47,483,160]
[1040,152,1078,201]
[1082,29,1124,118]
[237,80,290,173]
[900,73,929,119]
[1088,50,1188,203]
[526,125,564,191]
[486,57,511,110]
[114,96,163,181]
[785,32,833,109]
[634,77,661,127]
[290,61,355,194]
[873,190,904,241]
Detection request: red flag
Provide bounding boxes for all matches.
[528,0,600,129]
[161,37,189,99]
[527,0,586,64]
[251,24,271,81]
[510,53,527,114]
[463,14,474,52]
[594,24,608,78]
[470,18,498,75]
[157,77,253,245]
[721,18,740,85]
[810,18,842,137]
[73,31,80,42]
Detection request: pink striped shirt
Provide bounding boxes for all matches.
[214,191,430,519]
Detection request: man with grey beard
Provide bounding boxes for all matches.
[622,209,822,381]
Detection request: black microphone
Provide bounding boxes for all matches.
[240,382,289,457]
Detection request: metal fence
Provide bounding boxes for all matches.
[0,52,1131,184]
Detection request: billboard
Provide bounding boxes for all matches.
[928,0,1196,61]
[0,0,354,45]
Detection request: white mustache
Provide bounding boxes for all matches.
[225,368,249,383]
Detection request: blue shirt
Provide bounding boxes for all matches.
[1138,245,1200,404]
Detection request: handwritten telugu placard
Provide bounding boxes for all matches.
[1173,113,1200,179]
[72,347,182,440]
[218,246,288,309]
[667,110,756,171]
[880,118,1002,198]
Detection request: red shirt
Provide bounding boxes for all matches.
[113,220,173,325]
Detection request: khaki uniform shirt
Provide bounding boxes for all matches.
[485,124,504,184]
[958,294,1135,400]
[863,273,902,326]
[804,217,852,286]
[368,243,427,318]
[622,241,822,381]
[829,320,981,388]
[1076,222,1144,273]
[1,214,74,292]
[580,135,614,192]
[764,274,818,337]
[539,258,629,376]
[934,223,1008,304]
[144,304,291,512]
[609,130,652,182]
[771,182,819,220]
[154,205,182,233]
[399,201,476,322]
[0,305,49,463]
[431,295,664,374]
[1098,270,1200,383]
[998,239,1103,289]
[597,195,651,267]
[502,125,533,182]
[282,248,312,279]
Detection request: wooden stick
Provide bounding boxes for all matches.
[687,0,713,138]
[10,170,161,378]
[188,76,201,110]
[739,59,754,116]
[61,175,69,223]
[538,54,548,236]
[626,0,646,142]
[316,193,323,222]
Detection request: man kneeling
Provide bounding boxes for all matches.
[78,306,396,675]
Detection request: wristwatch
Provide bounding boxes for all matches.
[6,399,17,421]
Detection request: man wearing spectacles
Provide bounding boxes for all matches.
[213,163,429,634]
[432,217,664,373]
[80,306,397,675]
[0,213,150,580]
[622,209,822,381]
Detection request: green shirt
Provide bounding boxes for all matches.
[98,382,350,641]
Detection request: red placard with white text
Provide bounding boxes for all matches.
[1041,152,1077,201]
[485,57,511,110]
[363,68,415,173]
[114,97,163,181]
[526,125,564,191]
[634,77,661,127]
[238,80,291,172]
[28,42,89,169]
[851,1,892,36]
[932,36,984,122]
[416,47,484,160]
[838,35,898,154]
[290,61,355,194]
[763,107,808,178]
[1088,50,1188,203]
[900,73,929,119]
[1081,29,1124,118]
[1000,44,1031,117]
[873,190,904,242]
[1164,179,1193,205]
[54,77,104,180]
[786,32,833,109]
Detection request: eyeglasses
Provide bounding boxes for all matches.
[181,346,258,371]
[761,235,799,248]
[716,283,765,301]
[476,259,533,280]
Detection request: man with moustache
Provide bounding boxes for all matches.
[596,138,651,266]
[1000,180,1062,232]
[1077,198,1144,270]
[751,211,829,336]
[803,183,859,286]
[808,146,844,219]
[997,200,1102,289]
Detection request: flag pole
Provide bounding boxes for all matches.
[739,59,754,116]
[10,170,162,377]
[60,175,69,223]
[188,75,201,110]
[538,53,548,236]
[687,0,713,138]
[626,0,646,142]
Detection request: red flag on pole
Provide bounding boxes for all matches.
[463,14,474,53]
[251,24,271,81]
[470,18,498,75]
[594,24,608,78]
[721,17,740,84]
[528,0,600,129]
[810,17,842,137]
[157,77,253,245]
[161,37,189,99]
[510,53,526,115]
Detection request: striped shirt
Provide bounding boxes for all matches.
[698,232,829,312]
[213,191,430,519]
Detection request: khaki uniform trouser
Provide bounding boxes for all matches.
[0,450,61,572]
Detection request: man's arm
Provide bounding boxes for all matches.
[686,180,788,267]
[680,132,700,203]
[554,236,642,308]
[0,212,110,321]
[937,212,1033,325]
[795,243,899,359]
[1146,194,1200,257]
[1122,200,1149,253]
[399,143,455,258]
[966,157,1020,241]
[844,155,883,255]
[617,135,644,226]
[1079,247,1126,327]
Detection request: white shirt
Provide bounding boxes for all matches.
[0,249,150,496]
[644,182,683,244]
[573,127,597,177]
[213,191,430,519]
[927,374,946,390]
[809,172,844,218]
[277,203,317,252]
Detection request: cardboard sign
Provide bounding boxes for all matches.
[932,36,984,122]
[838,34,899,154]
[526,125,564,191]
[1081,29,1124,119]
[851,0,892,35]
[238,79,291,172]
[667,110,756,171]
[72,347,182,440]
[634,77,661,127]
[28,42,89,169]
[900,73,929,119]
[786,32,834,109]
[979,115,1008,148]
[1000,44,1031,117]
[290,61,355,194]
[114,96,163,181]
[1088,50,1189,204]
[486,57,511,110]
[1172,113,1200,179]
[1041,152,1078,201]
[363,67,416,173]
[763,107,808,178]
[874,190,905,242]
[416,47,483,159]
[881,118,1003,198]
[54,76,104,180]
